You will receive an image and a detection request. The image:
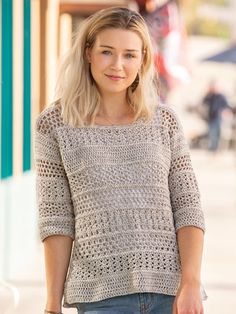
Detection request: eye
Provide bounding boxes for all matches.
[125,53,135,59]
[102,50,112,55]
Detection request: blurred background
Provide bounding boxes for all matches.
[0,0,236,313]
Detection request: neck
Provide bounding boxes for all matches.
[98,92,132,119]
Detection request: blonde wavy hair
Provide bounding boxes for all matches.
[55,7,159,127]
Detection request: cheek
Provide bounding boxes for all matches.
[125,57,142,71]
[91,54,110,70]
[125,62,140,76]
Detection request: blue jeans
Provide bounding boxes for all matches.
[208,118,221,151]
[76,292,175,314]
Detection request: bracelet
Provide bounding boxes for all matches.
[44,310,63,314]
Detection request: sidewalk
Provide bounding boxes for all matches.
[190,149,236,314]
[3,149,236,314]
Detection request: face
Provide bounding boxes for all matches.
[86,28,144,96]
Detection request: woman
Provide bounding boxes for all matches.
[34,7,207,314]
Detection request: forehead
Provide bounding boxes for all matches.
[94,28,143,50]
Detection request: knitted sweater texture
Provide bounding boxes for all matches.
[34,103,205,307]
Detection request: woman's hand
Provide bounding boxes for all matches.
[172,282,204,314]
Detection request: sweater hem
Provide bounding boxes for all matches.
[62,271,181,308]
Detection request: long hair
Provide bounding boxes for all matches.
[55,7,159,127]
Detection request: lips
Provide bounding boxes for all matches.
[105,74,125,81]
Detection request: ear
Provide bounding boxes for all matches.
[85,47,91,63]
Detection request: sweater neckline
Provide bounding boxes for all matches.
[82,116,147,129]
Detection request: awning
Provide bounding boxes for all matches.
[202,44,236,64]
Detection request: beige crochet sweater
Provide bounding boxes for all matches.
[34,102,206,307]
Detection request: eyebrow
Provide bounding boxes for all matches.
[99,45,140,52]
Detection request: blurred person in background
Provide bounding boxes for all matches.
[202,81,232,152]
[34,7,206,314]
[139,0,191,102]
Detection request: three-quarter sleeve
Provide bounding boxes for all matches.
[167,108,205,233]
[34,110,75,241]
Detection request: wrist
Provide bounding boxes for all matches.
[180,276,201,287]
[44,311,63,314]
[45,301,62,313]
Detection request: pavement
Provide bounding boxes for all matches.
[1,148,235,314]
[191,149,236,314]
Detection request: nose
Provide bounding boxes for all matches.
[110,55,123,71]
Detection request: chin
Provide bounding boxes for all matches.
[101,86,128,94]
[110,89,127,94]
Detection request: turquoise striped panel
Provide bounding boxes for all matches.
[23,0,31,172]
[1,0,13,179]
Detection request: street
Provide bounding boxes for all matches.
[191,149,236,314]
